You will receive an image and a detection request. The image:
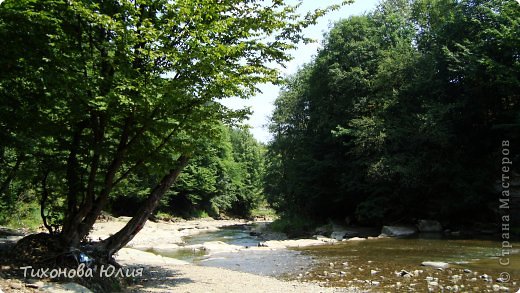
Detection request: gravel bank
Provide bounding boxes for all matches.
[120,248,357,293]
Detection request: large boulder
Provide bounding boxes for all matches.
[417,220,443,233]
[380,226,417,237]
[314,224,332,237]
[331,231,347,240]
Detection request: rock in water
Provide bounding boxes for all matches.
[380,226,417,237]
[396,270,413,277]
[421,261,450,269]
[330,231,346,240]
[417,220,443,232]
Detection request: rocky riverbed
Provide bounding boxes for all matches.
[0,218,356,293]
[1,218,519,292]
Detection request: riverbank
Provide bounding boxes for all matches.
[117,247,356,293]
[0,217,357,292]
[2,217,518,292]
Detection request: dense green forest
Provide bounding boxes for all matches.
[265,0,520,229]
[110,125,265,219]
[0,0,274,229]
[0,0,354,258]
[1,0,519,238]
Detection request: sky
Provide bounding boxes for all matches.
[220,0,381,143]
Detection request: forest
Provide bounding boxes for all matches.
[1,0,519,292]
[265,0,520,233]
[0,0,519,263]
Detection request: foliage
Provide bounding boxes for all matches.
[0,0,348,252]
[269,214,318,238]
[160,126,265,218]
[266,0,520,226]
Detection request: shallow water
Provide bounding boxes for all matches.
[152,225,520,291]
[152,224,314,276]
[293,237,520,291]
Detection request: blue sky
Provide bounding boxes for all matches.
[221,0,380,143]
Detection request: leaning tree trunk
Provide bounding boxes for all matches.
[97,155,189,258]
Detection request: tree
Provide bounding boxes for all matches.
[266,0,519,227]
[160,125,265,218]
[0,0,350,261]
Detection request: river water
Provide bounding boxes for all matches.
[153,224,520,291]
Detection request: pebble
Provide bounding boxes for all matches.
[342,261,349,267]
[371,281,380,286]
[10,282,22,289]
[26,281,45,289]
[464,269,472,273]
[429,281,439,287]
[451,275,462,283]
[493,284,500,292]
[339,271,346,276]
[370,270,379,275]
[329,262,334,268]
[396,270,412,277]
[480,274,492,282]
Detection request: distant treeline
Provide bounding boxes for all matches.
[110,126,265,219]
[265,0,519,227]
[0,125,265,227]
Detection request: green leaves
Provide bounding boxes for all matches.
[152,126,265,218]
[1,0,347,228]
[266,0,520,225]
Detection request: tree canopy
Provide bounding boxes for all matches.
[266,0,520,227]
[0,0,349,258]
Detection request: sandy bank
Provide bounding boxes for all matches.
[118,248,356,293]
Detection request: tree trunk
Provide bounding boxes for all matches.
[97,155,189,258]
[60,118,130,248]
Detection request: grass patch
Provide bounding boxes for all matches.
[190,209,210,219]
[2,201,42,231]
[250,202,278,220]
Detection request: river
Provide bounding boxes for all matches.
[150,223,520,292]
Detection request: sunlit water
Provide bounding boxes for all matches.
[150,225,520,291]
[294,237,520,291]
[149,225,315,276]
